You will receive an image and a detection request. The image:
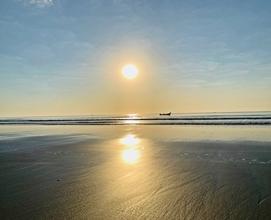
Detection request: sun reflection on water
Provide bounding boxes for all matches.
[124,114,140,125]
[120,134,142,164]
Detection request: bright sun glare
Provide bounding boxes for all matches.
[120,134,140,145]
[122,64,138,80]
[120,134,141,164]
[122,149,140,164]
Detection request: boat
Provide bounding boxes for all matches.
[159,112,171,116]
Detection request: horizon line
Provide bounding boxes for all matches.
[1,110,271,119]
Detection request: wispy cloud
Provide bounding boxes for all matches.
[20,0,54,8]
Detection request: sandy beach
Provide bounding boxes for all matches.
[0,125,271,219]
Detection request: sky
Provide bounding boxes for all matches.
[0,0,271,116]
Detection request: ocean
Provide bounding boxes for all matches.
[0,112,271,125]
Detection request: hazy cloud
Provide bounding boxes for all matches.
[20,0,54,8]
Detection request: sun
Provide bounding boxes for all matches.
[122,64,138,80]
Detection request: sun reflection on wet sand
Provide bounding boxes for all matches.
[122,148,140,164]
[120,134,140,145]
[120,134,142,164]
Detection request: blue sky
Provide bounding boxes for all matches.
[0,0,271,115]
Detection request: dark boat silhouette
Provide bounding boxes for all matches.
[159,112,171,116]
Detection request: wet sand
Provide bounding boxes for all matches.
[0,126,271,219]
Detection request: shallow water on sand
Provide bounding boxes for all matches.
[0,125,271,219]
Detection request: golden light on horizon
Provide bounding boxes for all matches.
[121,64,138,80]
